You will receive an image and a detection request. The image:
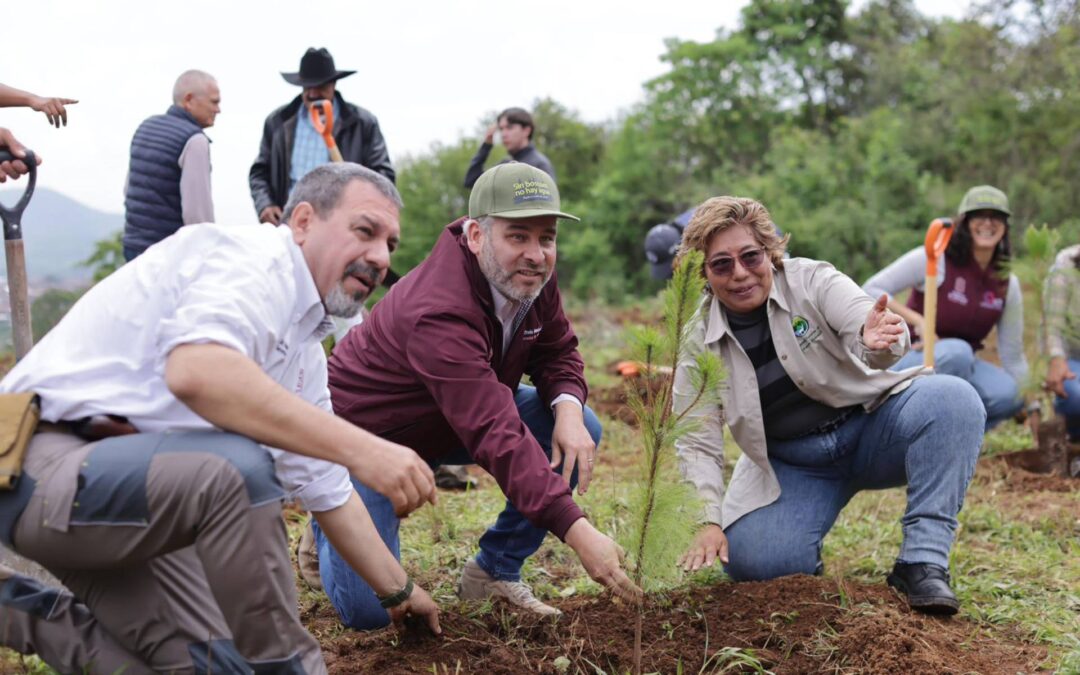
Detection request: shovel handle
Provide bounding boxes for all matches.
[922,218,954,368]
[0,149,37,241]
[924,217,953,277]
[308,100,344,162]
[5,240,32,358]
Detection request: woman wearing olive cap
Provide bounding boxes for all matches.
[673,196,983,615]
[863,185,1027,428]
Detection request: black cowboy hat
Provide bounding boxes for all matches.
[281,48,356,87]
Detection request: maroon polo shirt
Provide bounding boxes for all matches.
[328,219,589,539]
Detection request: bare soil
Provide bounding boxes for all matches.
[307,575,1047,674]
[977,455,1080,494]
[590,379,638,428]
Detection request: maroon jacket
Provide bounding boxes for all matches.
[328,218,589,538]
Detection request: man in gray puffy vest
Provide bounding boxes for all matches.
[122,70,220,261]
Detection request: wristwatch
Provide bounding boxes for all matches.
[377,578,414,609]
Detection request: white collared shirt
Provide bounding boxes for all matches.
[489,282,521,356]
[1,224,353,513]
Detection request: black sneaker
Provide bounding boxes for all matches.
[886,562,960,615]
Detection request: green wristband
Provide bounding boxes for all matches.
[378,578,414,609]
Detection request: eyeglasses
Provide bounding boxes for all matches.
[968,212,1007,225]
[706,248,768,276]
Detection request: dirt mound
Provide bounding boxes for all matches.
[309,575,1045,674]
[976,455,1079,493]
[590,382,638,427]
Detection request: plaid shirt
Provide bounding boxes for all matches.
[1045,244,1080,360]
[289,100,336,189]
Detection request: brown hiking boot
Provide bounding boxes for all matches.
[296,519,322,590]
[457,559,561,617]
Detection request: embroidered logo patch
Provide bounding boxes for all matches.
[792,316,810,337]
[979,291,1003,311]
[947,277,968,305]
[793,315,823,351]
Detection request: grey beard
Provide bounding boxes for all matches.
[479,239,550,303]
[324,261,380,318]
[324,284,363,318]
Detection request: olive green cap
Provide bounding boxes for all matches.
[468,162,579,221]
[958,185,1011,217]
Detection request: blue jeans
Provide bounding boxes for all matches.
[892,338,1022,428]
[723,375,983,581]
[1052,357,1080,440]
[312,385,602,630]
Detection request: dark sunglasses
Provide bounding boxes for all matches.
[967,211,1007,225]
[707,248,768,276]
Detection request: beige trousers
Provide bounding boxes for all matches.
[0,427,325,674]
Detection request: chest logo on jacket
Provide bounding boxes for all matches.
[947,277,969,306]
[792,315,822,352]
[979,291,1003,311]
[522,327,542,341]
[793,316,810,337]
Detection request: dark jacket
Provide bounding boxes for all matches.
[328,218,588,538]
[464,143,555,188]
[248,92,395,217]
[123,105,204,256]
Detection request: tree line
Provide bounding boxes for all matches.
[392,0,1080,302]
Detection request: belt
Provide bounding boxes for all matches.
[797,406,860,438]
[64,415,138,441]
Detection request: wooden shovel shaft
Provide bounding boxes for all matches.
[922,218,954,369]
[922,277,938,368]
[5,239,32,359]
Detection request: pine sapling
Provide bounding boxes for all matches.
[619,250,724,674]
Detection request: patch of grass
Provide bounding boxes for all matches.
[0,654,55,674]
[981,419,1036,457]
[820,462,1079,670]
[700,646,774,674]
[5,302,1078,673]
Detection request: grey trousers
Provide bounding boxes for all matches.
[0,426,326,674]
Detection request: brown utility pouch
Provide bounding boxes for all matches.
[0,393,41,490]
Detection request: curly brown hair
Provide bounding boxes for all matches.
[676,196,789,289]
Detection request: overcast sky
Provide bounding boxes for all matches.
[3,0,968,225]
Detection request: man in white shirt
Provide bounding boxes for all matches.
[0,163,439,674]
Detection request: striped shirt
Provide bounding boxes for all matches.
[725,305,847,440]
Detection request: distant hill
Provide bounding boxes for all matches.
[0,187,121,283]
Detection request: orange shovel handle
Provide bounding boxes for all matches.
[922,217,954,369]
[309,100,344,162]
[924,217,954,276]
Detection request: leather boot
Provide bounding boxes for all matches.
[886,561,959,615]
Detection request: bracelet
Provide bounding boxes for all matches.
[377,578,414,609]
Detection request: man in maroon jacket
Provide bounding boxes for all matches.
[314,163,640,628]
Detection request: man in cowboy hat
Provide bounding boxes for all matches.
[250,47,395,225]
